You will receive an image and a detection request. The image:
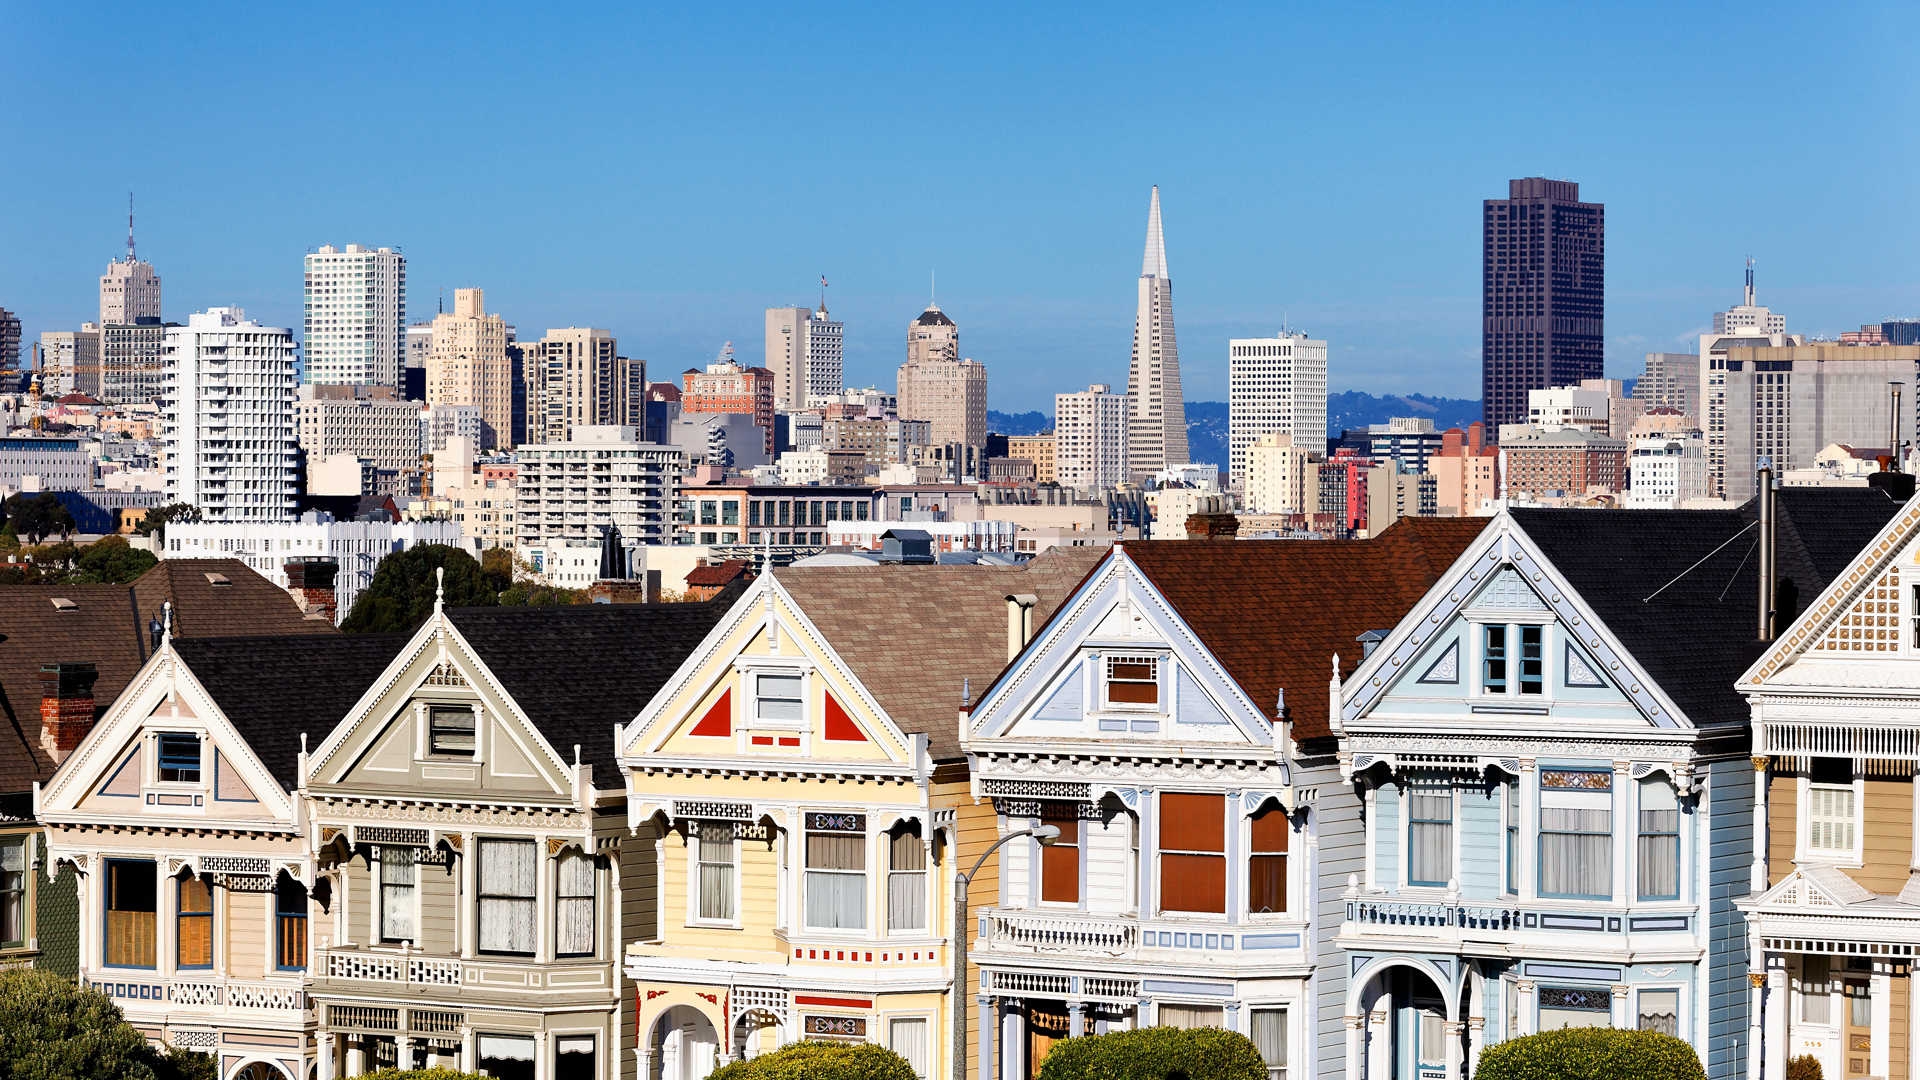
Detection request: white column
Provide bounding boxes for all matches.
[1747,932,1766,1080]
[1442,1020,1465,1080]
[397,1035,413,1072]
[1068,1001,1085,1038]
[1611,984,1630,1029]
[536,836,555,963]
[1001,1004,1023,1080]
[1611,762,1631,903]
[1344,1015,1365,1080]
[346,1039,366,1077]
[976,996,995,1080]
[459,833,477,958]
[460,1027,475,1073]
[1872,966,1893,1079]
[1467,965,1487,1074]
[319,1032,336,1080]
[1366,1008,1391,1080]
[1753,757,1772,895]
[1518,761,1538,902]
[533,1030,551,1080]
[1764,969,1788,1080]
[1514,981,1536,1037]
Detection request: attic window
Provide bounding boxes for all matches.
[428,706,476,757]
[50,598,77,612]
[203,572,231,587]
[1103,654,1160,708]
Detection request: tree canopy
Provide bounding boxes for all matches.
[1,493,76,545]
[0,536,157,586]
[0,968,214,1080]
[134,503,201,542]
[340,545,499,633]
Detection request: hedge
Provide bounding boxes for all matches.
[0,968,213,1079]
[1035,1026,1267,1080]
[707,1041,918,1080]
[360,1071,488,1080]
[1476,1028,1705,1080]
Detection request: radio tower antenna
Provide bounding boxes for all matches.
[127,192,136,262]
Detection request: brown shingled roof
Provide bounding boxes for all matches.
[0,558,329,795]
[685,560,751,587]
[1118,517,1488,744]
[775,547,1105,761]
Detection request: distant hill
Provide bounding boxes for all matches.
[992,391,1484,469]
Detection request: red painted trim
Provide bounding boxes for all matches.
[689,688,732,738]
[823,689,867,742]
[795,994,874,1008]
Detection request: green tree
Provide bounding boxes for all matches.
[68,536,158,584]
[359,1070,487,1080]
[341,545,498,633]
[154,1046,216,1080]
[498,582,589,607]
[0,967,163,1079]
[1035,1026,1267,1080]
[2,493,76,545]
[479,546,516,593]
[1476,1028,1705,1080]
[709,1041,918,1080]
[134,503,201,543]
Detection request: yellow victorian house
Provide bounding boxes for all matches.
[619,550,1100,1080]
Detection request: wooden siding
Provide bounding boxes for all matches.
[1457,780,1502,900]
[1853,775,1914,895]
[1894,972,1910,1080]
[419,858,459,955]
[1707,759,1755,1080]
[940,779,998,1080]
[1769,776,1797,887]
[1374,782,1400,891]
[346,855,373,943]
[226,889,269,979]
[621,822,660,946]
[1310,759,1365,1080]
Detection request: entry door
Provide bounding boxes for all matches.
[1028,1002,1071,1079]
[1843,976,1871,1080]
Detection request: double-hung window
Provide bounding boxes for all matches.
[1158,793,1225,914]
[695,824,736,923]
[754,673,803,725]
[803,813,866,931]
[428,706,476,757]
[888,1017,930,1079]
[1251,1007,1288,1080]
[378,846,416,943]
[157,732,201,782]
[1518,625,1544,694]
[1408,784,1454,887]
[104,859,156,968]
[0,837,25,949]
[1637,989,1679,1036]
[177,876,213,969]
[479,839,537,955]
[1249,804,1288,914]
[1637,779,1680,900]
[1539,770,1613,900]
[1806,758,1858,859]
[275,876,308,971]
[1105,655,1160,708]
[1040,804,1080,905]
[556,850,596,957]
[888,826,927,932]
[1482,625,1544,695]
[1482,627,1507,693]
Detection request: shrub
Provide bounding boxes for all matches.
[360,1070,487,1080]
[0,967,163,1079]
[707,1041,918,1080]
[1476,1028,1704,1080]
[1787,1055,1823,1080]
[1035,1025,1267,1080]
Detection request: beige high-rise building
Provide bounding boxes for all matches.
[896,303,987,475]
[427,288,512,449]
[1242,432,1319,515]
[1008,434,1057,484]
[100,257,161,324]
[1055,383,1129,493]
[36,329,101,398]
[765,304,844,411]
[525,327,620,443]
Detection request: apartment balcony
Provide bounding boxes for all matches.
[83,972,310,1019]
[1337,888,1697,955]
[974,906,1309,966]
[311,945,615,1003]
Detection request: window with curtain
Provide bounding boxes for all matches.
[555,1036,594,1078]
[1417,1007,1445,1066]
[1518,625,1544,694]
[1158,1004,1225,1030]
[275,875,307,971]
[105,859,156,968]
[888,827,926,932]
[804,814,866,931]
[1041,804,1079,905]
[1799,956,1832,1023]
[1637,989,1679,1037]
[888,1017,930,1079]
[379,846,416,943]
[1408,785,1453,888]
[0,837,25,949]
[1251,1007,1288,1080]
[1537,987,1612,1030]
[556,851,595,956]
[1158,793,1225,914]
[1807,758,1857,856]
[695,824,736,923]
[478,839,537,955]
[176,876,213,969]
[1482,626,1507,692]
[1538,770,1612,899]
[1637,779,1680,901]
[1503,777,1519,896]
[428,706,476,757]
[755,673,803,725]
[1249,804,1288,914]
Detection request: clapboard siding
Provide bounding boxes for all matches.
[1706,758,1754,1080]
[1768,775,1797,887]
[1312,760,1365,1080]
[1374,783,1400,892]
[1457,781,1502,900]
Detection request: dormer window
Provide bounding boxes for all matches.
[428,706,476,757]
[1481,625,1545,696]
[157,733,201,783]
[754,673,804,726]
[1104,654,1160,709]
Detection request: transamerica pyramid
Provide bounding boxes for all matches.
[1125,185,1189,482]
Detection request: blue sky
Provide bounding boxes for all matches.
[3,1,1915,412]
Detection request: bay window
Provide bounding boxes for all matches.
[1539,770,1612,900]
[378,846,416,943]
[556,850,596,957]
[1249,803,1288,914]
[888,825,926,932]
[1040,804,1079,905]
[1637,989,1679,1037]
[1251,1007,1288,1080]
[695,824,736,923]
[104,859,156,968]
[0,837,24,949]
[478,839,537,955]
[1408,784,1453,888]
[1158,793,1225,914]
[275,875,308,971]
[177,876,213,969]
[1637,779,1680,900]
[1806,758,1858,858]
[803,813,866,931]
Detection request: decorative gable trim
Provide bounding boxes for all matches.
[822,689,866,743]
[688,689,732,738]
[1416,641,1459,685]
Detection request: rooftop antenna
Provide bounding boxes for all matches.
[1745,255,1755,307]
[930,269,936,308]
[126,192,136,263]
[818,274,829,314]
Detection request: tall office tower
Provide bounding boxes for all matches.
[897,303,987,472]
[303,244,407,388]
[1481,178,1605,432]
[37,329,101,397]
[427,288,513,450]
[100,258,161,324]
[1055,383,1130,493]
[296,385,423,496]
[0,308,23,374]
[161,308,299,521]
[1125,186,1189,479]
[1719,343,1920,501]
[1698,264,1795,496]
[523,327,619,443]
[764,304,844,411]
[1636,352,1702,422]
[1227,331,1329,486]
[91,206,169,405]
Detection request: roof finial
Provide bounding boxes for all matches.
[930,269,936,308]
[434,565,445,613]
[162,599,173,643]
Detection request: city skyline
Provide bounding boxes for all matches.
[2,3,1915,414]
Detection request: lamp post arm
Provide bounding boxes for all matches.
[953,826,1047,1080]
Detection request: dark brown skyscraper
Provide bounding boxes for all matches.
[1482,178,1604,432]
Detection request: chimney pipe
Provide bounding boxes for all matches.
[1004,594,1038,661]
[1891,382,1906,472]
[39,662,100,763]
[1758,465,1775,641]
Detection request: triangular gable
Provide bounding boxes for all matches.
[1743,494,1920,688]
[304,610,575,801]
[621,575,919,772]
[965,548,1277,751]
[1748,865,1873,912]
[39,644,297,828]
[1343,513,1689,731]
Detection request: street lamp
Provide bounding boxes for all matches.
[953,822,1060,1080]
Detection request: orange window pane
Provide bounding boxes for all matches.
[1160,794,1225,853]
[1160,853,1225,913]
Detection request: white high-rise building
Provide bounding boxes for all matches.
[36,329,100,398]
[765,304,844,411]
[1697,261,1798,497]
[162,308,299,521]
[100,258,161,324]
[1125,186,1189,481]
[303,244,406,388]
[1227,331,1328,486]
[1055,383,1130,493]
[515,425,685,556]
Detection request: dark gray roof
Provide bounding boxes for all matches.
[914,306,955,327]
[1511,487,1904,729]
[444,601,735,785]
[171,634,411,790]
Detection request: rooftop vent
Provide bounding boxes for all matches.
[50,597,77,612]
[203,572,231,586]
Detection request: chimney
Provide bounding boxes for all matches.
[1891,382,1906,471]
[40,662,99,763]
[285,557,341,623]
[1005,594,1038,661]
[1184,512,1240,541]
[1466,421,1486,454]
[1757,465,1775,641]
